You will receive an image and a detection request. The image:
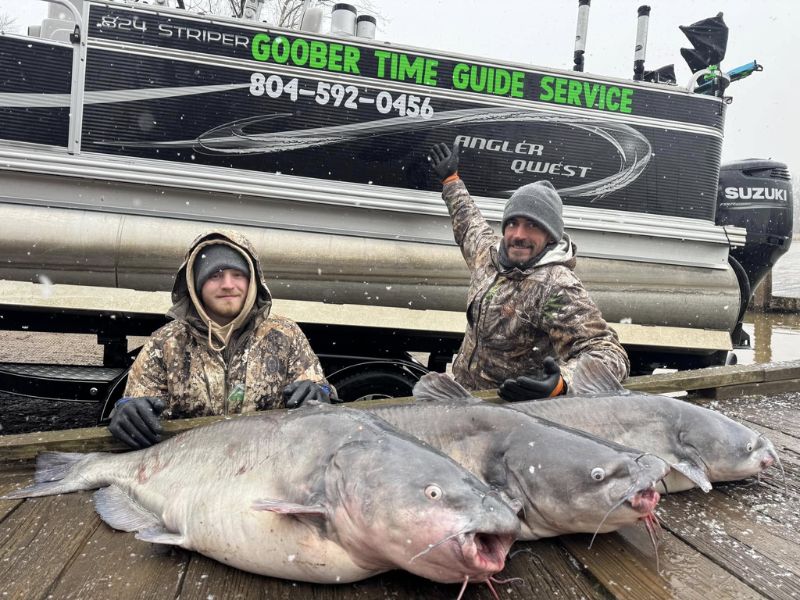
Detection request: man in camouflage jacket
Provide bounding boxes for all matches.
[428,143,629,399]
[108,229,333,448]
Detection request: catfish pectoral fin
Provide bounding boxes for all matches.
[672,461,712,492]
[252,499,328,516]
[93,485,162,532]
[136,526,187,546]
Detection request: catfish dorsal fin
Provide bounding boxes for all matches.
[412,373,478,404]
[569,354,628,395]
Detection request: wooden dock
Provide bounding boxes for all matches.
[1,363,799,600]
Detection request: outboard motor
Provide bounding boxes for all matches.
[716,159,794,310]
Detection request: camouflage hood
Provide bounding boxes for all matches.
[168,229,273,337]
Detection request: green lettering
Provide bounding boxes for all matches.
[423,59,438,86]
[567,79,582,106]
[539,75,555,101]
[374,50,391,78]
[289,38,309,66]
[343,46,360,74]
[553,78,568,104]
[606,86,620,111]
[272,36,290,64]
[399,54,424,83]
[251,33,270,61]
[510,71,525,98]
[584,82,599,108]
[493,69,510,95]
[452,63,470,90]
[328,43,343,71]
[309,41,327,69]
[620,87,633,113]
[469,65,487,92]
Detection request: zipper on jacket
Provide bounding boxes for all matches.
[215,350,229,416]
[467,272,502,370]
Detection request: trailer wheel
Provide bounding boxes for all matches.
[331,370,418,402]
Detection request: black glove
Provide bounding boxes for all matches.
[497,357,567,401]
[428,142,460,182]
[283,380,334,408]
[108,396,166,449]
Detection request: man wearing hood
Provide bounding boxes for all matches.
[428,143,629,400]
[108,230,334,449]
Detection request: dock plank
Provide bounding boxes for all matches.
[658,489,800,600]
[177,553,503,600]
[2,363,800,599]
[44,513,189,600]
[0,494,100,600]
[0,461,31,521]
[562,527,763,600]
[717,398,800,438]
[496,540,607,599]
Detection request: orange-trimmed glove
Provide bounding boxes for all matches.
[497,357,567,401]
[428,142,460,183]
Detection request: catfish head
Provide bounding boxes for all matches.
[671,407,780,492]
[501,424,669,539]
[322,433,521,584]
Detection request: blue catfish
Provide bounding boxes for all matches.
[3,405,521,588]
[367,374,669,542]
[508,355,781,493]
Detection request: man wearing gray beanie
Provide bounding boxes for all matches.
[428,142,628,398]
[108,229,337,449]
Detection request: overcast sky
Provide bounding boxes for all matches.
[371,0,798,174]
[1,0,797,174]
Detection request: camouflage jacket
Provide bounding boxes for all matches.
[124,230,329,418]
[443,179,629,391]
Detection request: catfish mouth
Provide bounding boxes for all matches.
[455,531,515,580]
[629,487,661,515]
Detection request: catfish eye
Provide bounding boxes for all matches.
[746,441,754,452]
[591,468,605,481]
[424,485,443,500]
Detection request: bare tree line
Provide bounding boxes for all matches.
[183,0,379,29]
[0,12,17,33]
[0,2,379,34]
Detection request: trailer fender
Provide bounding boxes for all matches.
[325,359,429,402]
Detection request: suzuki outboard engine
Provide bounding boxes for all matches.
[716,159,794,310]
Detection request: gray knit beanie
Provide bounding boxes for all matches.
[193,244,250,292]
[501,180,564,242]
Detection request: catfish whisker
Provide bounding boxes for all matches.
[409,528,468,562]
[509,547,535,559]
[589,492,630,548]
[485,577,501,600]
[490,575,524,584]
[455,576,469,600]
[772,452,788,495]
[643,513,662,573]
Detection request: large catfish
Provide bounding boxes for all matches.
[508,355,781,493]
[367,374,669,541]
[3,405,522,588]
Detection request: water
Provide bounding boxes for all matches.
[771,239,800,298]
[736,237,800,364]
[736,312,800,365]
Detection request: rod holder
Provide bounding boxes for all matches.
[573,0,591,72]
[633,5,651,81]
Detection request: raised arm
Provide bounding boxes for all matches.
[428,143,499,270]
